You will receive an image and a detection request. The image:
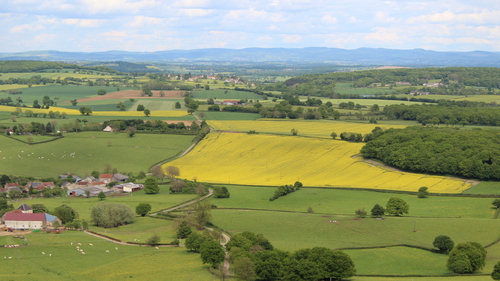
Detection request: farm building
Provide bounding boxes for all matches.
[122,183,143,193]
[4,182,19,189]
[2,211,62,230]
[99,174,114,183]
[113,173,129,182]
[103,125,113,132]
[16,204,33,213]
[59,173,81,182]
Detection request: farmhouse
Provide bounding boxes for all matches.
[16,204,33,213]
[103,125,113,132]
[121,183,143,193]
[2,211,62,230]
[99,174,114,183]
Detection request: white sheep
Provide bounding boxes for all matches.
[89,243,93,246]
[115,247,118,250]
[105,250,110,253]
[78,243,81,245]
[155,247,159,250]
[42,252,45,255]
[8,257,12,259]
[81,252,85,255]
[48,254,51,257]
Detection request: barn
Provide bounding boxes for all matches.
[2,211,62,229]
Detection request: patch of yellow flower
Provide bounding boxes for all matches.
[166,133,470,193]
[0,105,188,117]
[208,120,407,138]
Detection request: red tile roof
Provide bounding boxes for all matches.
[5,183,19,187]
[4,212,45,221]
[100,174,113,179]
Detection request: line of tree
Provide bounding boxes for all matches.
[270,181,302,201]
[383,103,500,126]
[361,126,500,180]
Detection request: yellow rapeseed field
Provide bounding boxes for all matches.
[0,105,188,117]
[208,120,407,138]
[166,133,470,193]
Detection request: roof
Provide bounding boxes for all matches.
[4,212,45,221]
[5,183,19,187]
[113,173,129,181]
[17,204,32,211]
[44,213,58,222]
[91,182,106,185]
[100,174,113,179]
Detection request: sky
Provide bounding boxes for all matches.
[1,0,500,53]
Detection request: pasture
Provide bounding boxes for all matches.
[130,100,180,111]
[0,132,195,177]
[208,119,407,137]
[192,89,262,100]
[197,111,261,120]
[212,185,495,218]
[166,133,469,193]
[0,231,216,281]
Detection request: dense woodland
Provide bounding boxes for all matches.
[0,61,117,74]
[361,126,500,181]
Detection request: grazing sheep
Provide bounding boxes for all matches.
[42,252,45,255]
[78,243,81,245]
[81,252,85,255]
[48,254,51,257]
[155,247,159,250]
[115,247,118,250]
[89,243,93,246]
[8,257,12,259]
[70,242,73,245]
[105,250,110,253]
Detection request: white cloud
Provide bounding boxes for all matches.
[33,33,56,43]
[282,34,302,43]
[62,18,104,27]
[126,16,163,28]
[375,12,395,23]
[179,9,213,17]
[81,0,159,14]
[365,28,400,43]
[10,23,44,33]
[102,31,127,37]
[408,10,500,25]
[322,15,337,25]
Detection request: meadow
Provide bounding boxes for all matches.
[166,133,469,193]
[0,231,217,281]
[0,132,195,177]
[130,100,180,111]
[208,119,408,137]
[192,89,262,100]
[211,185,496,218]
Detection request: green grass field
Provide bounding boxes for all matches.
[211,185,496,218]
[0,231,217,281]
[0,85,130,104]
[197,111,261,120]
[130,100,180,111]
[192,90,262,100]
[0,132,195,177]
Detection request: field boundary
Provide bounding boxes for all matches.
[1,134,64,145]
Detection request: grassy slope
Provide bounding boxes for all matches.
[0,231,216,281]
[0,132,195,177]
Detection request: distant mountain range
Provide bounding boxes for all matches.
[1,47,500,67]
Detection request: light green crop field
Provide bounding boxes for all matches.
[0,85,129,104]
[321,98,427,107]
[465,182,500,194]
[212,185,496,218]
[130,100,179,111]
[197,111,261,120]
[192,90,262,100]
[0,132,195,177]
[0,231,216,281]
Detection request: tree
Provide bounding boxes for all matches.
[97,89,107,95]
[291,128,298,136]
[146,234,161,245]
[144,177,159,194]
[144,109,151,116]
[136,104,145,111]
[175,101,181,109]
[447,242,486,273]
[98,191,106,201]
[191,201,212,230]
[166,166,180,179]
[386,197,409,216]
[91,202,135,227]
[234,256,257,281]
[200,239,226,268]
[433,235,454,253]
[213,186,230,198]
[418,186,430,198]
[492,198,500,208]
[151,165,165,181]
[31,204,48,213]
[136,203,152,217]
[371,204,385,217]
[177,221,192,239]
[70,99,78,106]
[492,261,500,280]
[355,208,367,218]
[53,204,78,224]
[185,232,211,252]
[128,130,135,138]
[330,132,337,139]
